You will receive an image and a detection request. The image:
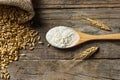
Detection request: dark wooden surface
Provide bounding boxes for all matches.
[6,0,120,80]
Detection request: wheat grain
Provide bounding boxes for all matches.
[47,44,51,47]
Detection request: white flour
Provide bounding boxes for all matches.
[46,26,80,48]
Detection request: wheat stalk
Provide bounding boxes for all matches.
[81,15,111,31]
[59,47,99,71]
[73,46,99,60]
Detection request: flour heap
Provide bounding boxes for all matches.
[46,26,80,48]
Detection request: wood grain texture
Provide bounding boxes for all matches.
[33,0,120,5]
[5,0,120,80]
[33,0,120,8]
[7,60,120,80]
[35,8,120,19]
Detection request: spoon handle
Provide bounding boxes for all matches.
[93,34,120,40]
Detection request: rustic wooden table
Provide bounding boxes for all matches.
[6,0,120,80]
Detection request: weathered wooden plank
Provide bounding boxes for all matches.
[33,0,120,8]
[7,60,120,80]
[35,8,120,19]
[34,4,120,9]
[33,0,120,9]
[19,47,72,60]
[34,19,120,31]
[33,0,120,5]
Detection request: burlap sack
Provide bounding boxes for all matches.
[0,0,35,23]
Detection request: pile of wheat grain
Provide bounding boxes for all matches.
[0,5,42,79]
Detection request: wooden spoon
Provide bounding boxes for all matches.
[46,26,120,48]
[74,29,120,47]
